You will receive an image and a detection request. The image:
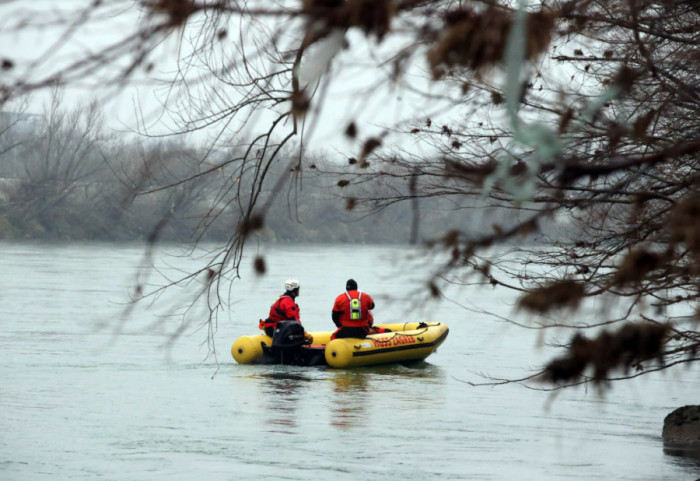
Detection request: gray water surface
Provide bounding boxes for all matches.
[1,242,698,480]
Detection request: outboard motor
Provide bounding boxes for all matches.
[261,321,326,366]
[262,321,305,364]
[272,321,306,350]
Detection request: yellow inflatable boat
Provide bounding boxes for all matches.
[231,322,449,368]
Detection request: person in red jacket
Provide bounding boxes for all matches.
[331,279,376,339]
[260,279,310,342]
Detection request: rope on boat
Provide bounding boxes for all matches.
[372,322,433,342]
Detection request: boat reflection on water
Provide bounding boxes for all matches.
[328,371,369,429]
[256,371,313,433]
[328,362,445,429]
[242,361,446,434]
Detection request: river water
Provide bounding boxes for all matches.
[1,242,698,480]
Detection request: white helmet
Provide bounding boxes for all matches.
[285,278,300,292]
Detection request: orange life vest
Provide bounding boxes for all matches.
[334,290,373,328]
[260,295,299,331]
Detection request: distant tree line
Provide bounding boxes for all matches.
[0,92,560,244]
[0,91,223,241]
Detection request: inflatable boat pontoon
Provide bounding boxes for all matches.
[232,322,449,368]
